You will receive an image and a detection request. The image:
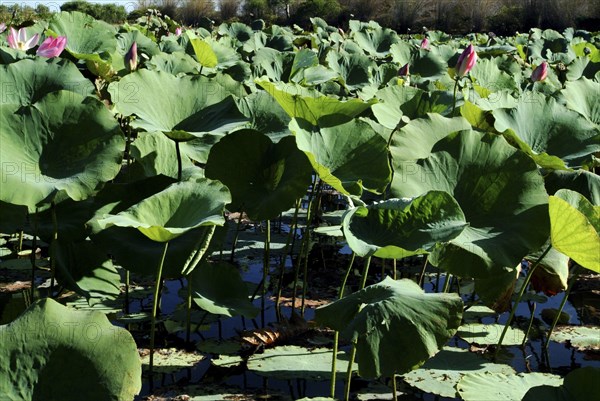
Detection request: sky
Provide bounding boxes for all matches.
[8,0,139,12]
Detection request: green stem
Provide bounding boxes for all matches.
[442,273,452,293]
[17,230,23,253]
[452,77,459,113]
[301,179,322,316]
[522,301,536,346]
[330,252,355,398]
[495,244,552,356]
[50,202,58,297]
[344,257,372,400]
[175,141,182,181]
[392,374,398,401]
[125,270,130,314]
[418,256,428,287]
[544,266,581,350]
[149,241,169,379]
[230,209,244,262]
[392,259,397,280]
[262,220,271,328]
[275,198,301,321]
[30,210,38,301]
[186,272,193,344]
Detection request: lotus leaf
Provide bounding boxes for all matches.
[191,261,259,318]
[205,129,312,220]
[291,117,391,195]
[522,367,600,401]
[0,298,141,401]
[392,130,549,282]
[342,191,467,258]
[247,345,357,380]
[457,372,563,401]
[549,189,600,272]
[315,277,463,378]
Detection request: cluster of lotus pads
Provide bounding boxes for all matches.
[0,11,599,401]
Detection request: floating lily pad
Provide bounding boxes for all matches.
[522,367,600,401]
[197,339,243,355]
[457,323,526,346]
[549,326,600,351]
[211,354,244,368]
[140,348,206,374]
[402,347,515,398]
[457,372,563,401]
[462,305,497,323]
[247,345,357,381]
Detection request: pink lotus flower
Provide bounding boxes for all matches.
[36,36,67,58]
[175,27,182,36]
[7,27,39,51]
[420,37,430,49]
[455,44,477,77]
[126,41,138,71]
[398,63,410,76]
[531,61,548,82]
[0,23,6,34]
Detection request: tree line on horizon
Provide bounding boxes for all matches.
[1,0,599,35]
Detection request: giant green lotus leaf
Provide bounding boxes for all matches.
[290,118,391,195]
[47,11,117,62]
[470,58,519,93]
[236,91,291,142]
[493,92,600,168]
[93,178,230,243]
[457,372,563,401]
[410,48,450,79]
[130,131,195,179]
[256,79,376,126]
[549,189,600,272]
[522,367,599,401]
[352,26,398,57]
[391,130,550,280]
[545,170,600,205]
[251,48,294,81]
[191,261,259,318]
[0,91,124,212]
[1,58,94,105]
[371,85,422,129]
[325,51,375,91]
[205,129,312,220]
[342,191,467,259]
[146,52,201,75]
[108,70,247,139]
[562,78,600,125]
[389,114,471,163]
[0,298,141,401]
[88,176,221,277]
[315,277,463,378]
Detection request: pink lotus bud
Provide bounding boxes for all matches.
[0,23,6,34]
[7,27,39,51]
[455,44,477,77]
[398,63,410,76]
[126,42,138,71]
[175,27,182,36]
[36,36,67,58]
[531,61,548,82]
[420,37,430,49]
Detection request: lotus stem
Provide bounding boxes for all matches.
[495,244,552,357]
[442,273,452,293]
[275,198,301,321]
[175,141,182,181]
[343,344,357,401]
[186,272,193,343]
[393,259,397,280]
[330,252,356,398]
[49,202,58,297]
[149,241,170,379]
[125,270,130,314]
[452,77,459,114]
[262,220,271,328]
[230,209,244,262]
[522,301,536,346]
[392,374,398,401]
[544,266,581,351]
[30,210,38,301]
[17,230,23,252]
[418,256,428,287]
[301,179,322,316]
[343,257,372,400]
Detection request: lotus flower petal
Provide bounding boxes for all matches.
[456,44,477,77]
[36,36,67,58]
[531,61,548,82]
